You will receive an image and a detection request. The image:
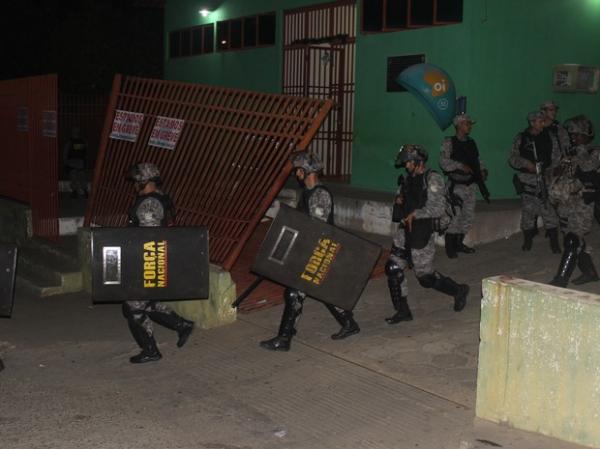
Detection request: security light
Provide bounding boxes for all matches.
[199,8,211,17]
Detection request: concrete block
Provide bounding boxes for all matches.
[477,276,600,448]
[0,198,32,244]
[169,264,237,330]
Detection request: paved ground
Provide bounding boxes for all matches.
[2,226,599,449]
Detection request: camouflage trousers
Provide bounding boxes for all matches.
[447,183,476,234]
[557,198,594,242]
[122,300,178,339]
[390,229,436,297]
[520,192,559,231]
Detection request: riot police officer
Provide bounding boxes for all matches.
[121,162,194,363]
[260,152,360,351]
[541,100,570,159]
[385,145,469,325]
[440,114,488,258]
[63,127,88,198]
[509,111,561,253]
[549,116,600,287]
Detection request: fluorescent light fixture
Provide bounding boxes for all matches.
[199,8,211,17]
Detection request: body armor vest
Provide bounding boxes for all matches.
[128,191,174,227]
[403,170,433,249]
[449,136,479,183]
[297,185,334,224]
[519,129,553,169]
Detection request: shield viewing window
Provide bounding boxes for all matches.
[102,246,122,285]
[268,226,299,265]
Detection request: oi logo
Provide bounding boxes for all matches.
[424,70,449,97]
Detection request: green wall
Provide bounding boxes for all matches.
[164,0,331,93]
[165,0,600,198]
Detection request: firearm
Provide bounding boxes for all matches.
[458,153,491,203]
[531,141,549,202]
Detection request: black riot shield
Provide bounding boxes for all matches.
[91,227,209,303]
[251,205,381,311]
[0,244,17,318]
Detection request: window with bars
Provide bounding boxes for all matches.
[169,24,214,59]
[362,0,462,32]
[217,12,276,52]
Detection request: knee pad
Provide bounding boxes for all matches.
[417,273,437,289]
[385,259,404,277]
[284,288,304,307]
[564,233,580,251]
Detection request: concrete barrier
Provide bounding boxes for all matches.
[477,276,600,448]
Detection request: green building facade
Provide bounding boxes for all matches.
[165,0,600,198]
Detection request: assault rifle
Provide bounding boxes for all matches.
[531,141,549,202]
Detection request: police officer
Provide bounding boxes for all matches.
[440,114,488,258]
[385,145,470,325]
[260,152,360,351]
[549,116,600,287]
[122,162,194,364]
[509,111,561,253]
[541,100,570,159]
[63,127,88,198]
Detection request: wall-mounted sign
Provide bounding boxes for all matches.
[109,110,145,142]
[553,64,599,94]
[17,107,28,132]
[148,116,185,150]
[42,110,57,137]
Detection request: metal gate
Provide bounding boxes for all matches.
[283,0,356,180]
[85,75,332,270]
[0,74,59,240]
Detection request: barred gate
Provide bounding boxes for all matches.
[85,75,332,270]
[0,74,59,240]
[283,0,356,180]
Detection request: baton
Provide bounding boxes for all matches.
[231,276,265,309]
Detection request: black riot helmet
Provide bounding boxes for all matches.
[395,144,428,168]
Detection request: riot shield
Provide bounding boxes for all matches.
[91,227,209,303]
[0,244,17,318]
[251,205,381,310]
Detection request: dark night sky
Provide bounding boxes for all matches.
[1,0,164,93]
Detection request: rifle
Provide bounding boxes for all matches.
[471,165,491,203]
[531,141,549,202]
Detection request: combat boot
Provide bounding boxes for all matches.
[386,270,413,323]
[431,273,469,312]
[521,229,535,251]
[125,314,163,364]
[147,309,194,348]
[385,296,413,324]
[445,233,458,259]
[331,311,360,340]
[457,234,475,254]
[549,233,579,288]
[571,252,599,285]
[547,228,561,254]
[260,299,299,352]
[130,350,162,364]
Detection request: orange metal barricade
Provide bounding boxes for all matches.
[85,75,332,270]
[0,74,59,240]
